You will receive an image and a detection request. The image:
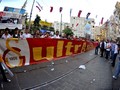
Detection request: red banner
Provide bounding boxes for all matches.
[0,38,94,68]
[26,38,94,65]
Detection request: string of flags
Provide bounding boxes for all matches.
[0,0,107,26]
[29,1,105,26]
[20,0,106,27]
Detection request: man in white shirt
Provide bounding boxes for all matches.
[52,31,60,39]
[105,40,111,60]
[1,28,12,39]
[22,28,32,39]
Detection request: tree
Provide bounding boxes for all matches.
[49,27,55,32]
[41,25,49,30]
[63,27,74,36]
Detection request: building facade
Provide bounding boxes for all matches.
[53,17,96,39]
[53,21,69,34]
[70,16,95,39]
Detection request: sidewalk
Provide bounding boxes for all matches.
[0,50,119,90]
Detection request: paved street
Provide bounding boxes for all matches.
[0,50,120,90]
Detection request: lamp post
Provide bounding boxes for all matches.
[60,13,62,35]
[28,0,35,30]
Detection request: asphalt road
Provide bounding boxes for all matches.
[0,50,119,90]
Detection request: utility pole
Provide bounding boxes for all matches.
[60,13,62,35]
[28,0,35,30]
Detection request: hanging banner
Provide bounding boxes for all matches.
[0,38,94,68]
[0,11,22,19]
[4,6,26,14]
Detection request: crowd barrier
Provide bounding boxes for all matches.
[0,38,94,68]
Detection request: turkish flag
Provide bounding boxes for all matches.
[76,23,79,27]
[78,10,82,18]
[101,17,104,24]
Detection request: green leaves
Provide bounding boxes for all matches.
[63,27,74,36]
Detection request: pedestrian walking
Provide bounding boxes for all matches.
[94,40,99,55]
[113,57,120,79]
[105,40,111,60]
[100,39,106,57]
[110,40,114,60]
[111,41,118,67]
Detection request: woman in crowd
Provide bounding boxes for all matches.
[33,30,41,38]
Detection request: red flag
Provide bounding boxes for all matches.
[50,6,53,12]
[76,23,79,27]
[59,7,63,13]
[78,10,82,18]
[101,17,104,24]
[105,20,109,27]
[36,6,41,12]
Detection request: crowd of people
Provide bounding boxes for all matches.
[94,39,120,80]
[0,28,86,40]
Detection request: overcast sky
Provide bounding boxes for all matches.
[0,0,120,25]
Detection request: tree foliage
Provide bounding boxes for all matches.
[41,25,55,32]
[49,27,55,32]
[63,27,74,36]
[41,25,48,30]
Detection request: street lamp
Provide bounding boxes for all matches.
[28,0,35,30]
